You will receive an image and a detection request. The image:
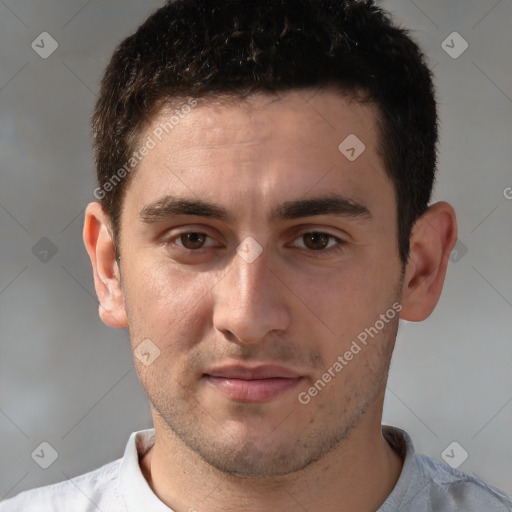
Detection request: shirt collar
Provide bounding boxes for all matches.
[119,428,175,512]
[378,425,417,511]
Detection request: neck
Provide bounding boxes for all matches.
[140,408,403,512]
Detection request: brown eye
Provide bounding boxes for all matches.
[179,233,207,249]
[302,232,330,250]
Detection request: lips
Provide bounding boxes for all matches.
[204,365,303,402]
[206,364,301,380]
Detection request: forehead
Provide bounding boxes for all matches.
[126,89,392,214]
[149,89,377,151]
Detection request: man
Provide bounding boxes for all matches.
[2,0,511,510]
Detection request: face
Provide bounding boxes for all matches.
[116,90,404,477]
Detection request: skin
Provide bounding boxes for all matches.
[84,89,457,511]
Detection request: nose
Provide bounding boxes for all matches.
[212,243,291,345]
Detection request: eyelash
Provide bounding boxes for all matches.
[164,231,347,256]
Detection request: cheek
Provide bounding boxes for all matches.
[297,265,382,331]
[122,257,218,347]
[295,256,401,361]
[124,260,220,393]
[300,312,398,417]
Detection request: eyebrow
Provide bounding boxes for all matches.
[139,194,372,224]
[272,195,371,222]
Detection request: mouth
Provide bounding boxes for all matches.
[204,365,303,402]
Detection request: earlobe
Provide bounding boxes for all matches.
[400,201,458,322]
[83,202,128,329]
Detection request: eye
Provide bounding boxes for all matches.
[174,232,216,250]
[291,232,345,252]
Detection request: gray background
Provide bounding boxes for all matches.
[1,0,511,501]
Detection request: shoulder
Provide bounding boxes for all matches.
[382,427,512,512]
[413,453,512,511]
[0,458,124,512]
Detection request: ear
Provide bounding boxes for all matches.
[83,202,128,329]
[400,201,458,322]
